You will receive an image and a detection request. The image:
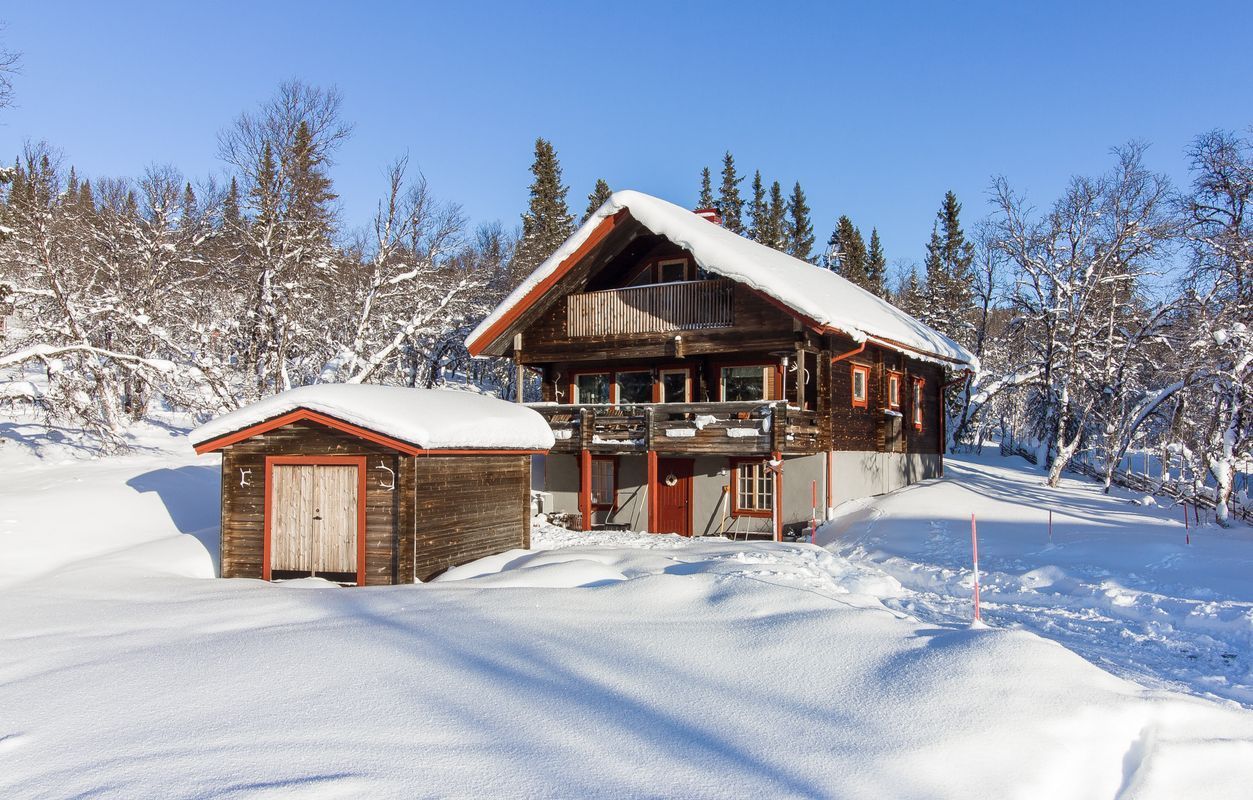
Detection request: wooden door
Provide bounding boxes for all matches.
[270,464,359,578]
[655,458,693,536]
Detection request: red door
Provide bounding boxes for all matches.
[655,458,694,536]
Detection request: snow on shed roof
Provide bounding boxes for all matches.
[190,384,555,453]
[467,190,978,369]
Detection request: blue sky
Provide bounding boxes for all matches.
[3,2,1251,281]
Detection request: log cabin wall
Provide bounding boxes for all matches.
[219,420,405,585]
[410,454,530,582]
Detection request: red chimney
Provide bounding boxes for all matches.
[694,207,722,226]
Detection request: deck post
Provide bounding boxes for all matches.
[646,449,658,533]
[772,450,783,542]
[579,448,593,532]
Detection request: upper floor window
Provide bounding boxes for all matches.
[616,370,652,405]
[913,378,925,430]
[887,371,902,410]
[656,258,690,283]
[720,365,775,401]
[659,368,691,403]
[851,364,870,409]
[574,372,611,404]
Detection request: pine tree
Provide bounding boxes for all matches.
[286,120,337,235]
[251,141,279,228]
[513,138,575,276]
[582,178,612,222]
[222,176,242,229]
[764,181,787,250]
[747,170,767,242]
[697,167,714,209]
[181,182,197,225]
[717,152,744,234]
[866,228,887,297]
[921,191,975,342]
[784,181,814,261]
[898,266,925,318]
[827,216,870,289]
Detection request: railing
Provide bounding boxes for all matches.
[530,401,823,455]
[566,279,734,337]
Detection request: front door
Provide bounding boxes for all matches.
[655,458,693,536]
[270,463,360,582]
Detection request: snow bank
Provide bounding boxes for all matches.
[469,190,977,368]
[190,383,555,451]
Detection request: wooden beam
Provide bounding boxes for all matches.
[646,450,658,533]
[579,449,593,532]
[772,451,783,542]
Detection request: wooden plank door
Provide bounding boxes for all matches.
[312,465,358,575]
[655,458,693,536]
[270,463,359,578]
[271,465,316,572]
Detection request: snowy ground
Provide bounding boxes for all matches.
[819,451,1253,709]
[1,420,1252,798]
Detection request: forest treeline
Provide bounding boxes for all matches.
[0,79,1249,524]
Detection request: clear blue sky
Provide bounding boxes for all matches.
[3,2,1251,281]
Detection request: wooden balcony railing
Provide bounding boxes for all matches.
[530,401,823,456]
[566,279,734,337]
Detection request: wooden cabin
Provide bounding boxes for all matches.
[191,385,554,584]
[466,190,978,540]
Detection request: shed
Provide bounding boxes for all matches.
[191,385,554,584]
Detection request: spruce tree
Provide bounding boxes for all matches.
[921,191,975,342]
[697,167,714,209]
[764,181,787,250]
[828,216,870,289]
[222,176,242,229]
[866,228,887,297]
[717,152,744,234]
[514,138,575,276]
[747,170,767,242]
[784,181,814,261]
[898,267,925,318]
[583,178,612,222]
[181,182,197,224]
[286,120,337,235]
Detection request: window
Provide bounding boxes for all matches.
[591,457,616,509]
[720,365,774,401]
[574,372,611,404]
[656,258,689,283]
[887,371,902,410]
[616,370,652,405]
[913,378,925,430]
[731,459,774,517]
[850,364,870,409]
[659,368,691,403]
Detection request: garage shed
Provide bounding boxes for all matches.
[191,385,554,585]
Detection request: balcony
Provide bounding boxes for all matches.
[566,279,734,338]
[530,401,823,456]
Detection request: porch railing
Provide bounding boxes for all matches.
[530,401,823,455]
[566,279,734,337]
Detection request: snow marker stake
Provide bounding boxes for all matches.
[971,513,982,622]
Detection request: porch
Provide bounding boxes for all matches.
[529,400,824,456]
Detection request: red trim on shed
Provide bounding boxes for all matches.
[262,454,368,586]
[193,407,546,456]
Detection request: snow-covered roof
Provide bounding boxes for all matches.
[191,384,555,452]
[468,190,978,369]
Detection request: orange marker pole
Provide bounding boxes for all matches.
[971,513,982,622]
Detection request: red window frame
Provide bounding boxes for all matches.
[850,364,870,409]
[729,458,774,518]
[912,377,925,431]
[887,370,902,410]
[590,455,618,510]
